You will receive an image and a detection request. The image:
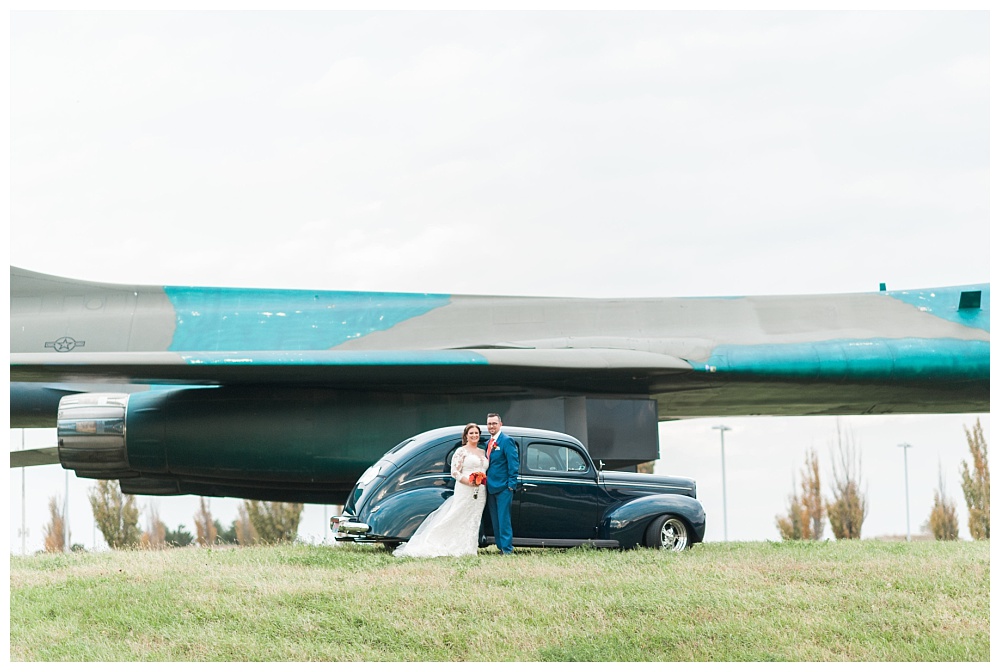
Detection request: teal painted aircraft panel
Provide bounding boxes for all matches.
[887,285,989,332]
[164,286,451,351]
[695,338,989,380]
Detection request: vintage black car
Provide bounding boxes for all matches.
[332,425,706,551]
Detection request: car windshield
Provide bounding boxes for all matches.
[344,458,393,512]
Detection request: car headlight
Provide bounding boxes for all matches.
[357,463,382,487]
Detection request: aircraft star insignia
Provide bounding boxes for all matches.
[44,336,86,352]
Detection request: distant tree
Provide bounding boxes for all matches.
[776,449,825,541]
[776,485,806,541]
[924,462,959,541]
[826,422,868,540]
[193,497,218,547]
[142,504,167,549]
[235,503,258,545]
[244,500,304,544]
[216,518,238,545]
[800,449,825,540]
[959,418,990,540]
[164,524,194,547]
[42,496,66,553]
[88,480,141,549]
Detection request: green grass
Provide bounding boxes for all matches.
[9,540,989,662]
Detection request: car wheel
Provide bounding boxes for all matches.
[645,515,689,551]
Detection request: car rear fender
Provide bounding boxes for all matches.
[601,494,707,549]
[365,487,453,540]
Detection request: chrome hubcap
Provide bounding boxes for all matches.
[660,519,687,550]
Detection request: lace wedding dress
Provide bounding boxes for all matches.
[394,447,489,558]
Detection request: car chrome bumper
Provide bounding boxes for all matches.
[330,515,371,541]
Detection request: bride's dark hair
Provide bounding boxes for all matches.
[462,423,481,444]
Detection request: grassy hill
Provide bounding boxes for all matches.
[9,540,989,662]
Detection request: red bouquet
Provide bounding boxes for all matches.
[469,471,487,498]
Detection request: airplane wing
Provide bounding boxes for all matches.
[10,446,60,468]
[9,267,989,504]
[10,348,693,387]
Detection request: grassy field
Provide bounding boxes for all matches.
[9,540,989,662]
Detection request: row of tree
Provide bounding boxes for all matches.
[42,482,308,552]
[776,419,990,541]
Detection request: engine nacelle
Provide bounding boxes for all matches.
[55,387,659,505]
[56,387,411,503]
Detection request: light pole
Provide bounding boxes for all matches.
[19,430,27,555]
[63,471,70,553]
[899,442,911,541]
[20,466,27,555]
[712,425,731,542]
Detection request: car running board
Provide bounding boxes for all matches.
[484,536,620,549]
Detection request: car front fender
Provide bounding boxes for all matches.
[601,494,706,549]
[365,487,453,540]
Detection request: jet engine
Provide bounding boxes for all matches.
[56,387,659,504]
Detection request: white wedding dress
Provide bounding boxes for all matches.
[394,447,489,558]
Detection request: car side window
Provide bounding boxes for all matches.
[565,448,588,472]
[525,442,590,474]
[443,442,464,476]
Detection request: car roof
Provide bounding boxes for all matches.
[382,425,587,465]
[377,425,592,474]
[405,424,585,445]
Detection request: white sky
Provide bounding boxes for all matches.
[7,10,991,552]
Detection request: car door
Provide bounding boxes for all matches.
[512,439,600,542]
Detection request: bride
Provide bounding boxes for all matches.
[394,423,489,558]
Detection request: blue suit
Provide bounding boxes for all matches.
[485,431,519,554]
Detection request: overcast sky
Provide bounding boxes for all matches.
[8,10,990,552]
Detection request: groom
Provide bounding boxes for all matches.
[484,412,519,555]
